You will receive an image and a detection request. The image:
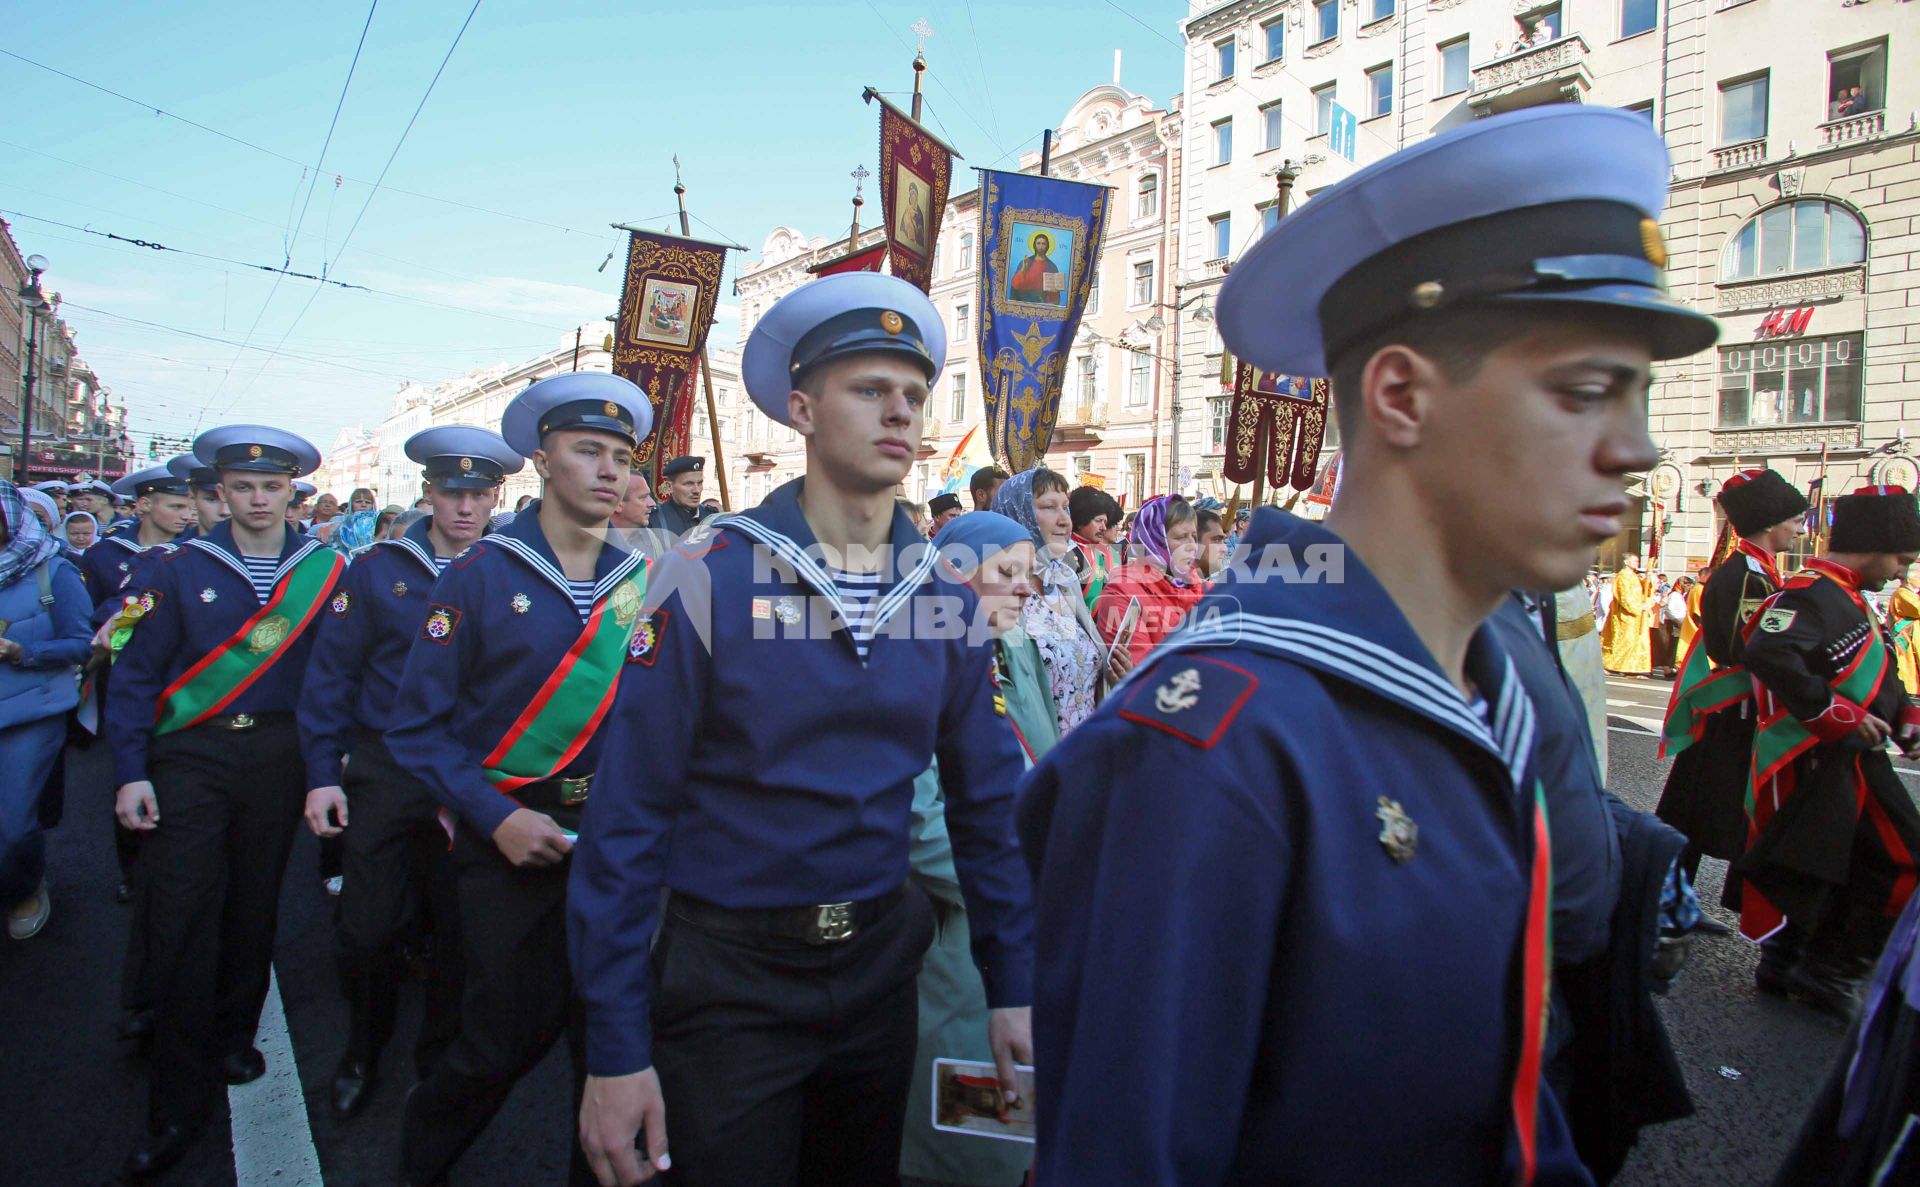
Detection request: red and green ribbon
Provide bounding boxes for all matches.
[481,567,648,791]
[1657,632,1752,759]
[1510,778,1553,1187]
[154,549,345,735]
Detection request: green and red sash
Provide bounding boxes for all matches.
[1657,633,1751,759]
[154,547,345,735]
[481,566,649,791]
[1071,535,1115,611]
[1511,779,1553,1187]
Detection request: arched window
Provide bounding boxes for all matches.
[1137,171,1160,219]
[1722,200,1865,282]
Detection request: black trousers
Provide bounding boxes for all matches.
[401,824,593,1187]
[653,883,936,1187]
[337,733,463,1072]
[137,716,305,1131]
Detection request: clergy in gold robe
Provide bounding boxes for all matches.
[1891,564,1920,697]
[1600,555,1653,674]
[1677,574,1704,656]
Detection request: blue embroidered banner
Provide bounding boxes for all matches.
[975,168,1110,473]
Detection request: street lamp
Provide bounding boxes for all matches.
[15,254,49,484]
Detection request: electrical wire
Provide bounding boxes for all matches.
[284,1,379,266]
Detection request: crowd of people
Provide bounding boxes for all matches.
[3,103,1918,1187]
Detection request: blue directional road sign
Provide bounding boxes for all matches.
[1328,100,1358,162]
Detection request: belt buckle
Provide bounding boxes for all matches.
[811,902,856,944]
[228,713,255,731]
[558,775,592,806]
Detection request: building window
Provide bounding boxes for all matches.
[1313,83,1338,135]
[1620,0,1657,38]
[1213,118,1234,166]
[1260,202,1281,236]
[1125,453,1145,506]
[1087,263,1102,313]
[1262,101,1285,151]
[1209,214,1232,261]
[959,232,974,272]
[1137,171,1159,219]
[949,372,968,422]
[1625,99,1655,122]
[1313,0,1338,45]
[1216,38,1236,82]
[1438,38,1470,96]
[1076,355,1097,411]
[1366,0,1395,23]
[1722,200,1865,282]
[1720,74,1769,144]
[955,302,969,341]
[1518,4,1561,45]
[1209,395,1231,450]
[1829,42,1888,119]
[1262,18,1285,63]
[1131,259,1155,307]
[1717,335,1863,428]
[1073,454,1093,478]
[1127,352,1150,408]
[1366,64,1394,118]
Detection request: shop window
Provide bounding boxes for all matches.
[1716,334,1863,428]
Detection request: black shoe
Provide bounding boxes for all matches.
[114,881,132,904]
[118,1008,155,1043]
[1788,963,1867,1023]
[121,1124,194,1180]
[222,1047,267,1085]
[1691,914,1734,937]
[331,1059,376,1119]
[1756,957,1798,998]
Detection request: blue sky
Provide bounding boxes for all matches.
[2,0,1184,454]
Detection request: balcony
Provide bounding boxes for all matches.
[1200,258,1228,280]
[1711,137,1767,173]
[1821,109,1886,147]
[1468,35,1591,116]
[1053,401,1108,445]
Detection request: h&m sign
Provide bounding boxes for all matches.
[1755,307,1814,339]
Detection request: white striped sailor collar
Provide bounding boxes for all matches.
[712,476,944,648]
[378,512,493,578]
[1136,508,1538,791]
[482,498,644,608]
[184,518,328,591]
[95,520,150,554]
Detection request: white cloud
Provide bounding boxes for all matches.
[361,271,616,325]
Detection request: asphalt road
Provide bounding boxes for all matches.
[0,695,1865,1186]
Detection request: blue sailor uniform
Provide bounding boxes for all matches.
[1017,509,1586,1186]
[78,520,155,609]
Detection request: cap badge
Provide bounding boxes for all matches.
[247,445,263,459]
[604,401,621,418]
[1640,218,1668,269]
[1410,281,1445,310]
[459,456,474,472]
[1376,796,1418,863]
[880,310,905,334]
[511,592,532,615]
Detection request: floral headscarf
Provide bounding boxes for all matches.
[330,508,382,559]
[1130,494,1194,588]
[0,479,68,589]
[991,466,1077,597]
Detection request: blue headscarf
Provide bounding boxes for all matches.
[331,508,381,558]
[0,479,67,589]
[933,511,1032,578]
[990,466,1077,597]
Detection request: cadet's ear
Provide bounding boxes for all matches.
[1358,344,1443,451]
[530,448,552,482]
[787,388,815,439]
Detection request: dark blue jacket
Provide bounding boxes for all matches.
[385,502,646,839]
[105,522,336,785]
[299,516,453,790]
[1016,508,1588,1186]
[77,521,157,608]
[569,478,1035,1077]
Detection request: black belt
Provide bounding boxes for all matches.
[668,885,904,946]
[517,773,594,812]
[196,711,293,732]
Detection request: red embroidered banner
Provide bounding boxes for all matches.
[611,230,729,479]
[1223,363,1331,492]
[807,242,888,277]
[875,95,955,293]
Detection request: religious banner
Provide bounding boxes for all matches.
[1222,362,1331,492]
[875,94,955,293]
[610,230,729,478]
[975,168,1110,472]
[806,241,888,277]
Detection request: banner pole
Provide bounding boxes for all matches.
[911,50,926,122]
[674,171,734,512]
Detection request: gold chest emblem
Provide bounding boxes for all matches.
[248,614,292,654]
[610,581,643,628]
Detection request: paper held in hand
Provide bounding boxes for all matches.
[1106,596,1142,669]
[932,1058,1036,1144]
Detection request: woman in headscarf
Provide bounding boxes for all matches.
[348,487,378,515]
[991,466,1126,735]
[329,508,382,560]
[1891,562,1920,697]
[1095,493,1204,666]
[899,511,1055,1187]
[0,479,92,939]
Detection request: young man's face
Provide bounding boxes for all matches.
[790,354,928,494]
[219,472,295,533]
[193,487,230,533]
[1858,552,1918,590]
[931,506,963,534]
[533,430,633,525]
[141,492,195,537]
[666,470,703,509]
[1756,513,1807,556]
[1396,316,1660,595]
[1198,519,1229,576]
[972,478,1004,512]
[425,481,499,547]
[72,492,102,516]
[613,472,657,529]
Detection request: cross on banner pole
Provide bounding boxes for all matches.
[672,159,733,511]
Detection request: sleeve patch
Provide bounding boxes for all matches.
[628,608,667,666]
[1758,607,1797,634]
[1117,654,1259,749]
[422,604,461,644]
[329,591,352,617]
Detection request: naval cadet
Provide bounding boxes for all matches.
[385,373,651,1187]
[647,454,713,537]
[77,466,194,608]
[1736,485,1920,1020]
[108,426,343,1179]
[1017,105,1720,1185]
[168,452,233,537]
[572,270,1033,1187]
[69,478,113,523]
[299,425,522,1119]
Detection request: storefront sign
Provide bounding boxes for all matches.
[1755,306,1814,338]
